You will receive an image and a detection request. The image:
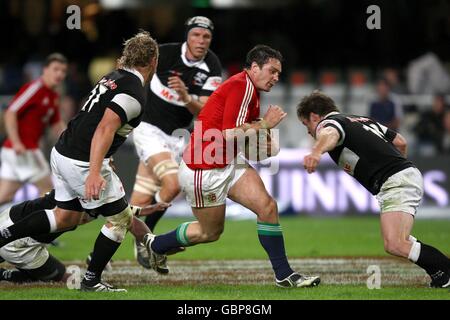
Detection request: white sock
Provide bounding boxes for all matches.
[45,209,57,233]
[155,191,162,203]
[101,225,122,243]
[408,241,421,263]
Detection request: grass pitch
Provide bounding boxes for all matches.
[0,216,449,300]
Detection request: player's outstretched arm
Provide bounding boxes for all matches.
[303,126,340,173]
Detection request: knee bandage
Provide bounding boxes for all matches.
[101,206,133,243]
[153,159,179,180]
[133,175,161,196]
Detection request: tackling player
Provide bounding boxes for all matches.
[298,91,450,288]
[0,31,159,292]
[0,190,169,284]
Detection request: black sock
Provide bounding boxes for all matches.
[83,232,120,284]
[415,243,450,276]
[0,269,34,283]
[144,197,168,232]
[0,210,50,247]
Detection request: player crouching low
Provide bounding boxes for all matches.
[0,190,171,286]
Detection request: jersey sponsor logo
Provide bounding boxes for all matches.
[42,96,49,106]
[99,78,117,90]
[202,76,222,91]
[205,193,217,204]
[193,71,208,86]
[151,75,186,107]
[338,147,360,176]
[169,70,183,77]
[346,116,370,123]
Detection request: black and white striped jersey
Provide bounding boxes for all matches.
[56,68,145,161]
[142,42,222,135]
[317,112,414,194]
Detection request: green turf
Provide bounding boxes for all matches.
[0,284,448,300]
[1,217,449,300]
[48,216,450,261]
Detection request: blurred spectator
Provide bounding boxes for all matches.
[64,62,91,112]
[415,94,447,154]
[383,68,408,94]
[407,52,450,95]
[442,108,450,154]
[369,78,403,131]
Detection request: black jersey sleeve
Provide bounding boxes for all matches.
[384,127,397,142]
[108,78,143,125]
[316,118,346,146]
[199,50,222,97]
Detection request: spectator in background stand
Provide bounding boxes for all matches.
[415,94,447,155]
[383,68,407,95]
[369,78,403,131]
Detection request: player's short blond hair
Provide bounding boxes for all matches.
[117,30,158,69]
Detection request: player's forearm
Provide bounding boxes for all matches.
[312,129,339,155]
[89,126,115,174]
[4,111,22,145]
[184,97,204,115]
[223,119,268,140]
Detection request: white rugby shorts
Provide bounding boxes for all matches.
[376,167,423,216]
[178,159,247,208]
[50,148,125,210]
[0,148,50,183]
[132,122,185,164]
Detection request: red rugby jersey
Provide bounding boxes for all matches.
[3,78,61,149]
[183,71,260,169]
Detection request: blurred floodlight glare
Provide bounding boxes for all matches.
[99,0,141,9]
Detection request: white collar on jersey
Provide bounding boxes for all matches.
[180,42,210,72]
[323,111,340,118]
[121,67,145,86]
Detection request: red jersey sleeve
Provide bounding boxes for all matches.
[8,80,42,115]
[222,78,255,130]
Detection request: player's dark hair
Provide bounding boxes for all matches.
[296,90,340,119]
[244,45,283,69]
[44,53,68,66]
[117,30,159,69]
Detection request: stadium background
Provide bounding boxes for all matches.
[0,0,449,300]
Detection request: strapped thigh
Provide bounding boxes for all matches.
[153,159,179,180]
[133,174,160,196]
